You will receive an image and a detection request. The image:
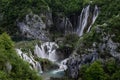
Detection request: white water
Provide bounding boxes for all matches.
[77,5,99,36]
[34,42,59,62]
[87,5,99,32]
[52,58,68,74]
[15,5,99,79]
[16,49,43,73]
[34,42,69,75]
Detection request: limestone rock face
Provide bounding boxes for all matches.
[17,12,53,41]
[53,14,73,34]
[66,51,98,79]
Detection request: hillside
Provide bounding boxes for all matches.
[0,0,120,80]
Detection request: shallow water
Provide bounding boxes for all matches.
[40,69,65,80]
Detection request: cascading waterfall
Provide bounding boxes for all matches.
[15,5,99,79]
[52,58,69,74]
[34,42,59,62]
[76,5,99,36]
[34,44,47,58]
[34,42,69,74]
[33,5,99,76]
[16,49,43,73]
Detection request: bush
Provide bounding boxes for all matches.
[104,58,116,75]
[63,34,79,48]
[111,70,120,80]
[84,61,107,80]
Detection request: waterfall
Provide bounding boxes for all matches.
[34,42,59,62]
[34,44,47,58]
[76,5,99,36]
[59,58,68,70]
[87,5,99,32]
[34,42,70,74]
[16,49,43,73]
[52,58,68,74]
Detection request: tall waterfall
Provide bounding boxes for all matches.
[34,42,59,62]
[76,5,99,36]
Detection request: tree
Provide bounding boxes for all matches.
[112,70,120,80]
[85,61,107,80]
[0,33,42,80]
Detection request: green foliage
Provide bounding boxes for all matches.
[45,0,83,15]
[0,33,14,50]
[15,40,41,53]
[0,33,42,80]
[78,59,120,80]
[0,0,48,35]
[104,58,116,75]
[63,34,79,47]
[0,71,11,80]
[84,61,107,80]
[92,0,120,24]
[79,64,89,79]
[107,16,120,42]
[111,70,120,80]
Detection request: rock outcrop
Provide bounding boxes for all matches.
[17,11,53,41]
[53,14,73,35]
[66,50,98,79]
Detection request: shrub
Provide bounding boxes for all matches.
[85,61,107,80]
[0,33,42,80]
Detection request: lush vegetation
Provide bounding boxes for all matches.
[0,0,48,35]
[15,40,41,53]
[79,59,120,80]
[0,33,42,80]
[83,61,107,80]
[45,0,83,15]
[0,0,120,80]
[0,0,120,35]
